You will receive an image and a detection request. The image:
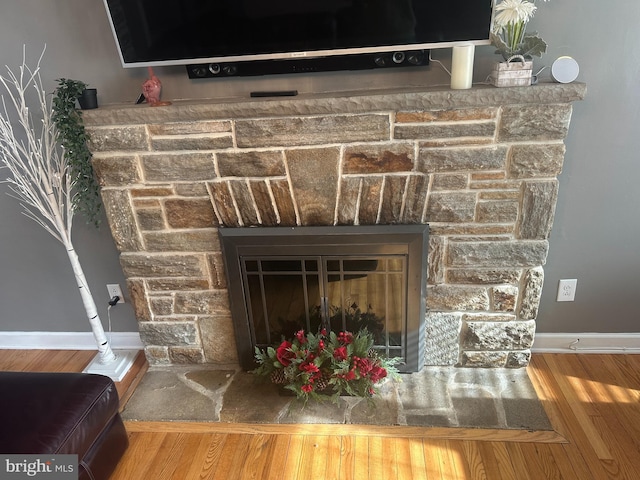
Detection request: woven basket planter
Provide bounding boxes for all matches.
[490,55,533,87]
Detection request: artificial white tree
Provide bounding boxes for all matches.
[0,48,116,365]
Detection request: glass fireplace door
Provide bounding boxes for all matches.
[241,255,407,359]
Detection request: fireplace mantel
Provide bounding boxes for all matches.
[84,83,586,368]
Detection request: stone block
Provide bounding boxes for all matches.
[143,229,220,252]
[147,278,210,292]
[207,253,228,289]
[448,240,549,268]
[208,181,240,227]
[431,173,469,190]
[402,175,428,223]
[87,125,149,152]
[139,321,199,346]
[92,155,141,186]
[174,290,230,315]
[447,268,522,285]
[462,313,517,323]
[250,180,278,226]
[476,200,519,224]
[147,120,231,136]
[460,351,508,367]
[396,107,498,123]
[165,198,217,228]
[425,192,477,223]
[131,186,174,197]
[379,175,407,224]
[343,143,414,173]
[127,278,151,322]
[135,206,165,231]
[169,346,206,364]
[151,135,233,151]
[499,104,573,141]
[149,297,174,316]
[141,152,216,181]
[519,266,544,319]
[236,114,390,147]
[491,285,519,312]
[175,183,209,196]
[479,190,520,200]
[462,320,536,350]
[199,315,239,364]
[430,224,514,236]
[120,252,208,278]
[217,150,286,177]
[509,144,566,178]
[144,346,170,365]
[427,236,445,284]
[101,189,143,252]
[517,180,559,240]
[269,179,297,226]
[286,148,339,225]
[427,285,490,311]
[506,350,531,368]
[337,177,360,225]
[424,312,461,366]
[358,176,382,224]
[229,180,259,226]
[396,121,496,140]
[419,145,507,172]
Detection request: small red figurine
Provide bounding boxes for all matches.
[142,67,171,106]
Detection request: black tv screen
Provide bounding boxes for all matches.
[103,0,494,75]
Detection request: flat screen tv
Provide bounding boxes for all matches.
[103,0,495,78]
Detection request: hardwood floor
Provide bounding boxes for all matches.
[2,350,639,479]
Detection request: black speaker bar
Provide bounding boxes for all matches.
[186,50,429,79]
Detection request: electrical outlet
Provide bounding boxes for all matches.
[557,279,577,302]
[106,284,125,304]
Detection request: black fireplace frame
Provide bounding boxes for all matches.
[219,225,429,372]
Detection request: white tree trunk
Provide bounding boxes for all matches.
[0,48,117,365]
[65,242,116,364]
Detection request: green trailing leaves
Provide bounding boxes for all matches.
[491,32,547,61]
[52,79,101,227]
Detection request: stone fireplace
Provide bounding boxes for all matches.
[84,83,586,369]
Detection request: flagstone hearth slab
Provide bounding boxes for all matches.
[121,365,553,432]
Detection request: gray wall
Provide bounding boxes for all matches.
[0,0,638,334]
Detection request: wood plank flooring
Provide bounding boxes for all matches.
[2,350,639,479]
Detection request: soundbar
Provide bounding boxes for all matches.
[186,50,429,79]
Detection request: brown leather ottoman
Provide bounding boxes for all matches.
[0,371,128,480]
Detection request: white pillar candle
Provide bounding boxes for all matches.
[450,44,475,90]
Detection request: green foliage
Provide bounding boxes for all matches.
[491,32,547,61]
[52,78,101,227]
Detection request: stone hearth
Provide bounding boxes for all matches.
[84,83,586,369]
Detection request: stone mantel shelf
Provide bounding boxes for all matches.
[83,82,587,126]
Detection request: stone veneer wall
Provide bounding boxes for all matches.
[83,83,586,368]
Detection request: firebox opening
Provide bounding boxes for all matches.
[219,225,428,372]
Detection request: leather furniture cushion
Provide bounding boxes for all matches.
[0,371,121,456]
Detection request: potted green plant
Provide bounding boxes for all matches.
[52,78,101,226]
[489,0,549,87]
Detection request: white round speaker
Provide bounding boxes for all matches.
[551,56,579,83]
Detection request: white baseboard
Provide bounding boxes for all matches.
[533,333,640,354]
[4,331,638,355]
[0,331,143,350]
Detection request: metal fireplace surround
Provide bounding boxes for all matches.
[219,225,428,372]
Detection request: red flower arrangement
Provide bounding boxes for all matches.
[252,329,401,402]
